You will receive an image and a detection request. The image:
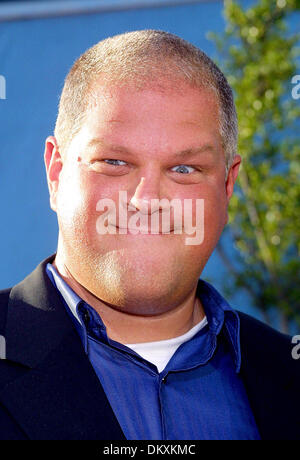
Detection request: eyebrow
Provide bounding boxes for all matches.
[173,145,216,159]
[87,138,131,154]
[87,138,215,158]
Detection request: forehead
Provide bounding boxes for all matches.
[74,80,222,156]
[88,78,219,116]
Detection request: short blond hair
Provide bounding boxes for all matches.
[54,30,238,175]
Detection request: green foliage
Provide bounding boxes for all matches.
[209,0,300,332]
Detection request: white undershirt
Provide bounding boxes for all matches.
[125,316,208,373]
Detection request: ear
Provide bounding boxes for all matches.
[44,136,63,212]
[224,154,241,224]
[225,154,241,201]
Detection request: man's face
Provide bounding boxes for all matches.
[48,80,240,314]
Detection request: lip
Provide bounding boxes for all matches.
[114,225,175,235]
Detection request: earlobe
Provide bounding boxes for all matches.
[44,136,63,212]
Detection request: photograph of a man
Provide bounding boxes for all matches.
[0,30,299,441]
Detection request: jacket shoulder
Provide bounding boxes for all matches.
[237,310,291,340]
[237,310,292,345]
[237,310,299,378]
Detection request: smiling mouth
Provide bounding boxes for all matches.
[113,225,175,235]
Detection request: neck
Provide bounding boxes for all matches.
[53,255,205,344]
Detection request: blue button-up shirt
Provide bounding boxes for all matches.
[46,263,260,440]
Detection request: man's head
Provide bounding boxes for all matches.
[45,30,241,315]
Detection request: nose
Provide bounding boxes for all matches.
[129,174,163,214]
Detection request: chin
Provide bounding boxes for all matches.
[84,247,186,309]
[105,282,183,315]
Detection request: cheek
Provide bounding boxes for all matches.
[180,185,227,270]
[180,179,227,217]
[203,185,227,240]
[186,181,227,243]
[57,169,114,238]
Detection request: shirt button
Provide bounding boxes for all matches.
[162,376,167,384]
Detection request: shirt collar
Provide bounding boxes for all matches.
[46,263,241,373]
[46,263,89,350]
[196,279,241,372]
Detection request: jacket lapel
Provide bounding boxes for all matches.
[0,255,126,440]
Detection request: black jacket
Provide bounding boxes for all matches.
[0,255,299,440]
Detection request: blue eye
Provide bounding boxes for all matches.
[171,165,195,174]
[104,159,127,166]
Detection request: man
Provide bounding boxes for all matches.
[0,30,299,440]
